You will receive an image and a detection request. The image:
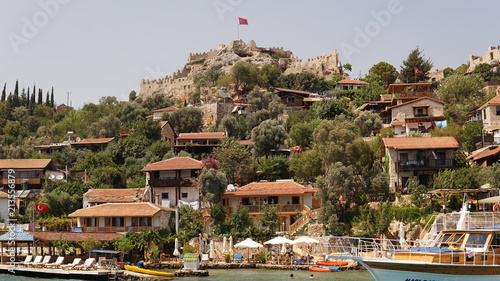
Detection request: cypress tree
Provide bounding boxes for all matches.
[50,87,55,107]
[20,88,27,106]
[38,89,43,105]
[26,88,30,106]
[29,91,35,110]
[45,91,50,106]
[13,80,20,107]
[1,83,5,102]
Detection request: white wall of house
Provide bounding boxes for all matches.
[482,106,500,130]
[391,99,444,122]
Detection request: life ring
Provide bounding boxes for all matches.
[493,203,500,212]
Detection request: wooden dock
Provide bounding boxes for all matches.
[0,264,114,280]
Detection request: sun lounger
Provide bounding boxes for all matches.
[74,258,96,270]
[25,256,42,267]
[19,255,33,266]
[45,256,65,268]
[60,258,82,270]
[32,255,52,267]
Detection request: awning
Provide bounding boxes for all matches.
[92,250,124,255]
[478,196,500,204]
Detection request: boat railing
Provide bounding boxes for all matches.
[325,236,500,266]
[422,212,500,240]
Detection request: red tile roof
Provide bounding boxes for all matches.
[0,159,53,169]
[31,231,123,242]
[176,132,226,140]
[274,88,313,96]
[68,202,174,217]
[141,157,204,171]
[0,191,8,198]
[337,80,369,85]
[467,146,500,161]
[478,94,500,110]
[153,106,177,113]
[382,136,459,150]
[224,181,318,197]
[85,188,144,196]
[76,138,115,144]
[386,96,444,110]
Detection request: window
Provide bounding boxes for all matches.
[399,153,408,163]
[85,218,97,227]
[292,197,300,204]
[181,192,188,198]
[112,217,124,227]
[139,217,152,226]
[161,193,169,199]
[437,152,446,166]
[465,233,489,248]
[496,106,500,116]
[286,96,296,104]
[413,107,428,117]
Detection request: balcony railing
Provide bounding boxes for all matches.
[240,204,304,214]
[397,159,455,170]
[148,178,195,187]
[81,226,161,232]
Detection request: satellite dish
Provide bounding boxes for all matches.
[56,174,65,180]
[49,174,56,179]
[227,184,235,191]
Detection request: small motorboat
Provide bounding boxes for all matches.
[124,264,174,278]
[308,265,339,272]
[316,260,348,266]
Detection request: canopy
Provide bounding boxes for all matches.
[264,236,294,245]
[234,238,263,248]
[292,236,320,244]
[92,250,123,255]
[478,196,500,204]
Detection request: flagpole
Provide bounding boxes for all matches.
[237,18,239,40]
[32,197,36,256]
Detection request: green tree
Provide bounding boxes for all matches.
[38,88,43,105]
[214,138,254,185]
[399,47,433,83]
[258,64,282,89]
[258,205,280,238]
[210,203,227,234]
[343,63,352,72]
[478,164,500,188]
[168,107,203,133]
[86,115,121,138]
[81,238,101,258]
[473,63,494,81]
[226,206,253,239]
[311,99,350,119]
[218,114,247,140]
[256,155,289,181]
[250,119,287,157]
[41,191,81,217]
[50,87,54,107]
[433,167,480,190]
[437,74,484,104]
[129,90,137,102]
[178,205,203,241]
[285,110,318,130]
[231,61,259,90]
[356,202,392,236]
[354,111,383,137]
[288,122,316,148]
[141,93,174,111]
[289,149,323,183]
[369,61,398,87]
[1,82,5,102]
[199,168,228,204]
[352,74,386,107]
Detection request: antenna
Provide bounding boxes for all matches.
[66,92,71,106]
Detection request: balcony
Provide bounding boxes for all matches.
[397,159,455,171]
[240,204,304,214]
[81,226,161,232]
[148,178,196,187]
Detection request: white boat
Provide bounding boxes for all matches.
[326,209,500,281]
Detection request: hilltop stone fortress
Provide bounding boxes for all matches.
[139,40,343,101]
[468,45,500,73]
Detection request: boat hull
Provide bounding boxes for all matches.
[316,261,348,266]
[124,265,174,278]
[361,259,500,281]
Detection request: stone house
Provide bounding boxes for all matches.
[68,202,173,232]
[333,79,368,91]
[382,136,459,192]
[273,88,313,111]
[380,96,446,135]
[478,94,500,144]
[71,137,115,152]
[152,106,177,121]
[142,157,203,209]
[221,181,319,233]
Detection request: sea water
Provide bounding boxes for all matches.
[2,268,374,281]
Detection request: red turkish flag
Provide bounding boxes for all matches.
[414,67,422,74]
[35,204,48,212]
[238,17,248,25]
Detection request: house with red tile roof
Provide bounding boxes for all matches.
[380,96,446,135]
[71,137,115,152]
[0,159,60,189]
[68,202,174,232]
[382,136,459,192]
[387,83,438,105]
[334,79,369,91]
[82,188,146,208]
[142,157,204,209]
[173,132,226,155]
[152,106,177,120]
[273,88,316,110]
[221,180,319,233]
[467,145,500,167]
[478,94,500,144]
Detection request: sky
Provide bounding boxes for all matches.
[1,0,499,108]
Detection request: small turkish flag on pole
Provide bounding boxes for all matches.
[238,17,248,25]
[35,204,48,212]
[414,67,423,74]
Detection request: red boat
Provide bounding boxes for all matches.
[316,260,348,266]
[308,266,332,272]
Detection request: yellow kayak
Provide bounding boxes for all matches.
[124,265,174,278]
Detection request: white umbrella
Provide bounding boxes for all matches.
[229,236,233,254]
[234,238,263,262]
[399,222,408,249]
[292,236,320,244]
[173,238,180,256]
[222,236,227,254]
[264,236,294,245]
[209,240,215,259]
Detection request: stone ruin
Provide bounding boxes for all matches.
[139,40,343,102]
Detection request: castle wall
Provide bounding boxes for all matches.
[197,101,233,127]
[468,45,500,72]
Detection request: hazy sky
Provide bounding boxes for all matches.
[2,0,499,108]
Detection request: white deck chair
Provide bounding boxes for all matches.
[33,255,52,267]
[26,256,42,267]
[19,255,33,266]
[60,258,82,270]
[45,256,65,268]
[74,258,96,270]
